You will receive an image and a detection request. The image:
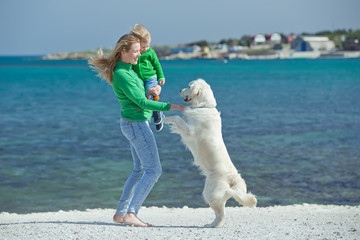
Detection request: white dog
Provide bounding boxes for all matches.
[164,79,257,228]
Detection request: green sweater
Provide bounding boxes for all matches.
[112,61,171,121]
[132,47,165,81]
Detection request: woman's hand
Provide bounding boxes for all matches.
[170,104,187,112]
[149,85,161,96]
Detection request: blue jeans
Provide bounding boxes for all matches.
[116,118,162,215]
[144,75,158,100]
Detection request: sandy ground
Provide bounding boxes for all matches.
[0,204,359,240]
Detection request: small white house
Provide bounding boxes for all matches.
[252,34,266,45]
[267,33,282,44]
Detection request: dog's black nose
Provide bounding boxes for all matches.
[179,90,181,93]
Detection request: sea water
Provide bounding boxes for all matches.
[0,57,359,213]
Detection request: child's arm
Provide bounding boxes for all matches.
[150,48,165,84]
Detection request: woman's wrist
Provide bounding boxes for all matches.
[170,104,186,111]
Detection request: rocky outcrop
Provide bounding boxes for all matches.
[42,52,97,60]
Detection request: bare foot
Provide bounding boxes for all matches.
[113,214,125,223]
[123,212,152,227]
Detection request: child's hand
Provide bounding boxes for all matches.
[159,79,165,85]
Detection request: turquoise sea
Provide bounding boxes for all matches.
[1,57,359,214]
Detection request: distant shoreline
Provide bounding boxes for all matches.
[41,49,360,60]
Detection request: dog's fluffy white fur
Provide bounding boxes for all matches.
[164,79,257,228]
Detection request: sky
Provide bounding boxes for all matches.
[0,0,359,56]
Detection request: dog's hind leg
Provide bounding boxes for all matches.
[204,199,226,228]
[203,180,228,228]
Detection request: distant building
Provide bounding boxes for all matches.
[251,34,266,45]
[212,44,228,52]
[266,33,281,44]
[287,34,295,44]
[291,36,335,51]
[202,46,210,54]
[171,45,201,54]
[228,45,244,52]
[344,39,360,51]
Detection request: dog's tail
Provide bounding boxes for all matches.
[228,189,257,207]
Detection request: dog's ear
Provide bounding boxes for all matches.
[193,81,207,97]
[194,85,202,96]
[189,82,200,97]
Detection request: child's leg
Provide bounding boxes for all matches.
[144,76,163,130]
[144,76,158,101]
[153,111,162,124]
[154,112,164,132]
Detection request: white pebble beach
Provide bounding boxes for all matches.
[1,204,359,240]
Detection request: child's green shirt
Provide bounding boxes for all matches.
[132,47,165,81]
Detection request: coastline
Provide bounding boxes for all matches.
[1,204,359,239]
[41,49,360,60]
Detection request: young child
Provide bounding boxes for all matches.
[131,24,166,131]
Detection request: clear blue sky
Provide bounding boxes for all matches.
[1,0,359,55]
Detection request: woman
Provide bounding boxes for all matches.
[89,34,185,227]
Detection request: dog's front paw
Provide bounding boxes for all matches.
[164,116,175,125]
[163,118,171,124]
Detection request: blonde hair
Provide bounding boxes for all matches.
[130,24,152,43]
[88,34,140,85]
